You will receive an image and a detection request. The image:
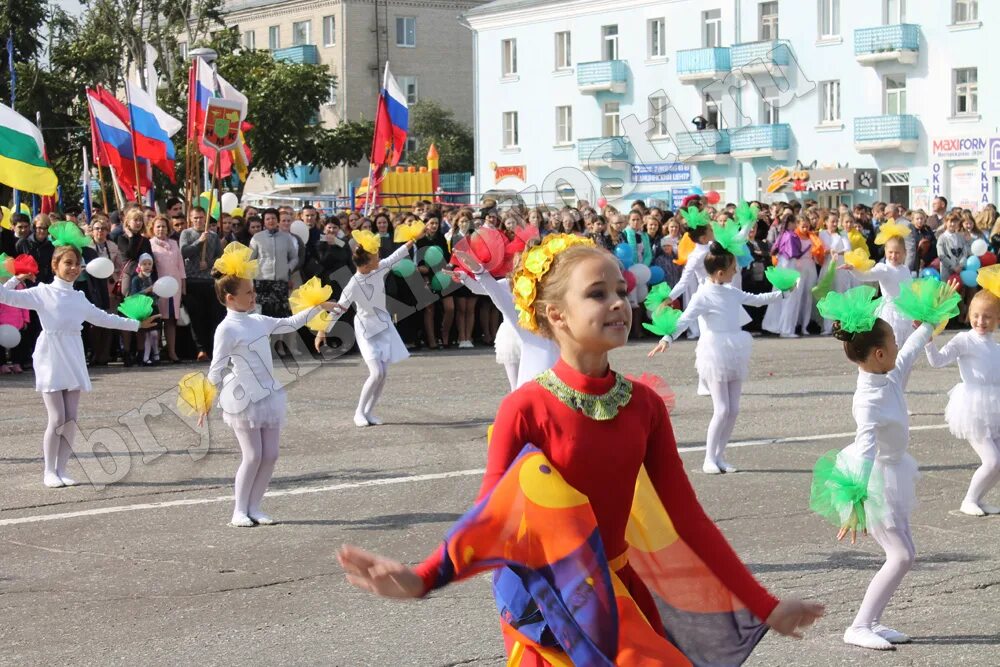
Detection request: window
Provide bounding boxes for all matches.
[818,80,840,123]
[501,39,517,77]
[268,25,280,50]
[292,20,311,46]
[603,102,621,137]
[503,112,519,148]
[405,137,418,159]
[884,75,906,115]
[701,179,726,205]
[703,93,721,129]
[323,15,336,46]
[178,41,188,60]
[759,1,779,40]
[884,0,905,24]
[819,0,840,38]
[954,67,978,115]
[555,31,572,69]
[648,94,669,137]
[648,18,666,58]
[555,106,573,144]
[602,25,619,61]
[398,76,418,105]
[953,0,978,23]
[326,81,337,106]
[760,87,780,124]
[243,30,255,49]
[703,9,723,47]
[396,17,416,47]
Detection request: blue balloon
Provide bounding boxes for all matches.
[614,243,634,268]
[920,267,941,281]
[648,265,665,285]
[690,186,704,195]
[737,251,753,268]
[960,269,979,287]
[965,256,981,271]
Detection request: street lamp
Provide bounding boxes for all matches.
[189,47,218,65]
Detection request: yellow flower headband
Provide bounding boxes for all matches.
[874,219,908,246]
[511,233,596,333]
[352,230,381,255]
[213,242,258,279]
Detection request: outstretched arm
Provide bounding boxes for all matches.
[925,333,964,368]
[0,276,43,310]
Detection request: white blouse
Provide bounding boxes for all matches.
[668,242,710,301]
[926,331,1000,387]
[336,245,410,341]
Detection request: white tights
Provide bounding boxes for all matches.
[41,390,81,478]
[965,434,1000,505]
[231,424,281,518]
[851,519,915,630]
[503,362,518,393]
[357,358,389,419]
[142,329,160,362]
[705,379,742,467]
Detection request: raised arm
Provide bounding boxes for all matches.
[925,332,964,368]
[893,322,933,385]
[270,305,323,333]
[739,288,784,307]
[474,272,517,325]
[82,302,141,333]
[377,244,411,271]
[0,276,43,310]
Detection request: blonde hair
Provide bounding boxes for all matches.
[519,243,609,339]
[974,207,998,233]
[970,289,1000,315]
[124,208,145,231]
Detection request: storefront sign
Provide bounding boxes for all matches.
[932,136,990,160]
[989,138,1000,173]
[630,163,692,184]
[670,187,693,209]
[765,165,876,194]
[494,165,526,182]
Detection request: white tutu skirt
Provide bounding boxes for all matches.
[222,387,288,429]
[840,450,920,529]
[695,330,752,383]
[357,325,410,364]
[945,383,1000,440]
[494,320,522,365]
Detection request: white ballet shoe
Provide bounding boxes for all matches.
[872,624,911,644]
[718,460,738,473]
[779,333,800,339]
[365,414,383,426]
[843,626,895,650]
[59,475,79,487]
[702,461,723,475]
[229,513,255,527]
[978,503,1000,515]
[248,511,277,526]
[353,413,371,427]
[43,473,65,488]
[960,501,987,516]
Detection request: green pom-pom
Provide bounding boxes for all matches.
[893,278,960,326]
[734,201,758,227]
[642,304,682,337]
[711,221,749,258]
[643,283,672,312]
[817,285,882,334]
[118,294,153,321]
[811,261,837,302]
[0,253,11,280]
[679,206,710,229]
[764,266,800,291]
[810,450,879,532]
[49,221,93,250]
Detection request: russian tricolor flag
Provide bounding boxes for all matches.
[86,87,151,198]
[125,79,181,182]
[372,63,409,170]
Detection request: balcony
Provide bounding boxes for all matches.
[674,130,731,164]
[272,44,319,64]
[676,47,731,83]
[578,136,630,170]
[576,60,628,94]
[854,24,919,65]
[730,40,791,76]
[729,123,790,160]
[274,164,321,188]
[854,114,919,153]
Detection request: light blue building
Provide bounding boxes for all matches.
[464,0,998,212]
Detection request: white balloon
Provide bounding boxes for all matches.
[221,192,240,215]
[971,239,988,257]
[630,263,652,285]
[290,220,310,245]
[85,256,114,279]
[152,276,179,298]
[634,282,649,304]
[0,324,20,349]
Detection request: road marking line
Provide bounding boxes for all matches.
[0,424,948,527]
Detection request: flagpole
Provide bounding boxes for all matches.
[124,82,144,202]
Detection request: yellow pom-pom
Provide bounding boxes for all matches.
[978,265,1000,299]
[213,242,258,279]
[177,372,216,416]
[844,247,876,272]
[874,220,909,245]
[289,277,334,332]
[393,221,425,243]
[352,230,381,255]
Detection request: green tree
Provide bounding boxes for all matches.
[408,100,474,173]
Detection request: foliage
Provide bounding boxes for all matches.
[408,100,474,173]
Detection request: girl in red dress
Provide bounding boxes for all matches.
[338,236,823,665]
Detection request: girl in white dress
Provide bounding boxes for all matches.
[841,224,914,347]
[203,243,339,526]
[925,290,1000,516]
[668,211,714,340]
[0,245,159,488]
[818,213,851,335]
[649,240,791,474]
[763,216,819,338]
[811,285,949,651]
[317,230,418,427]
